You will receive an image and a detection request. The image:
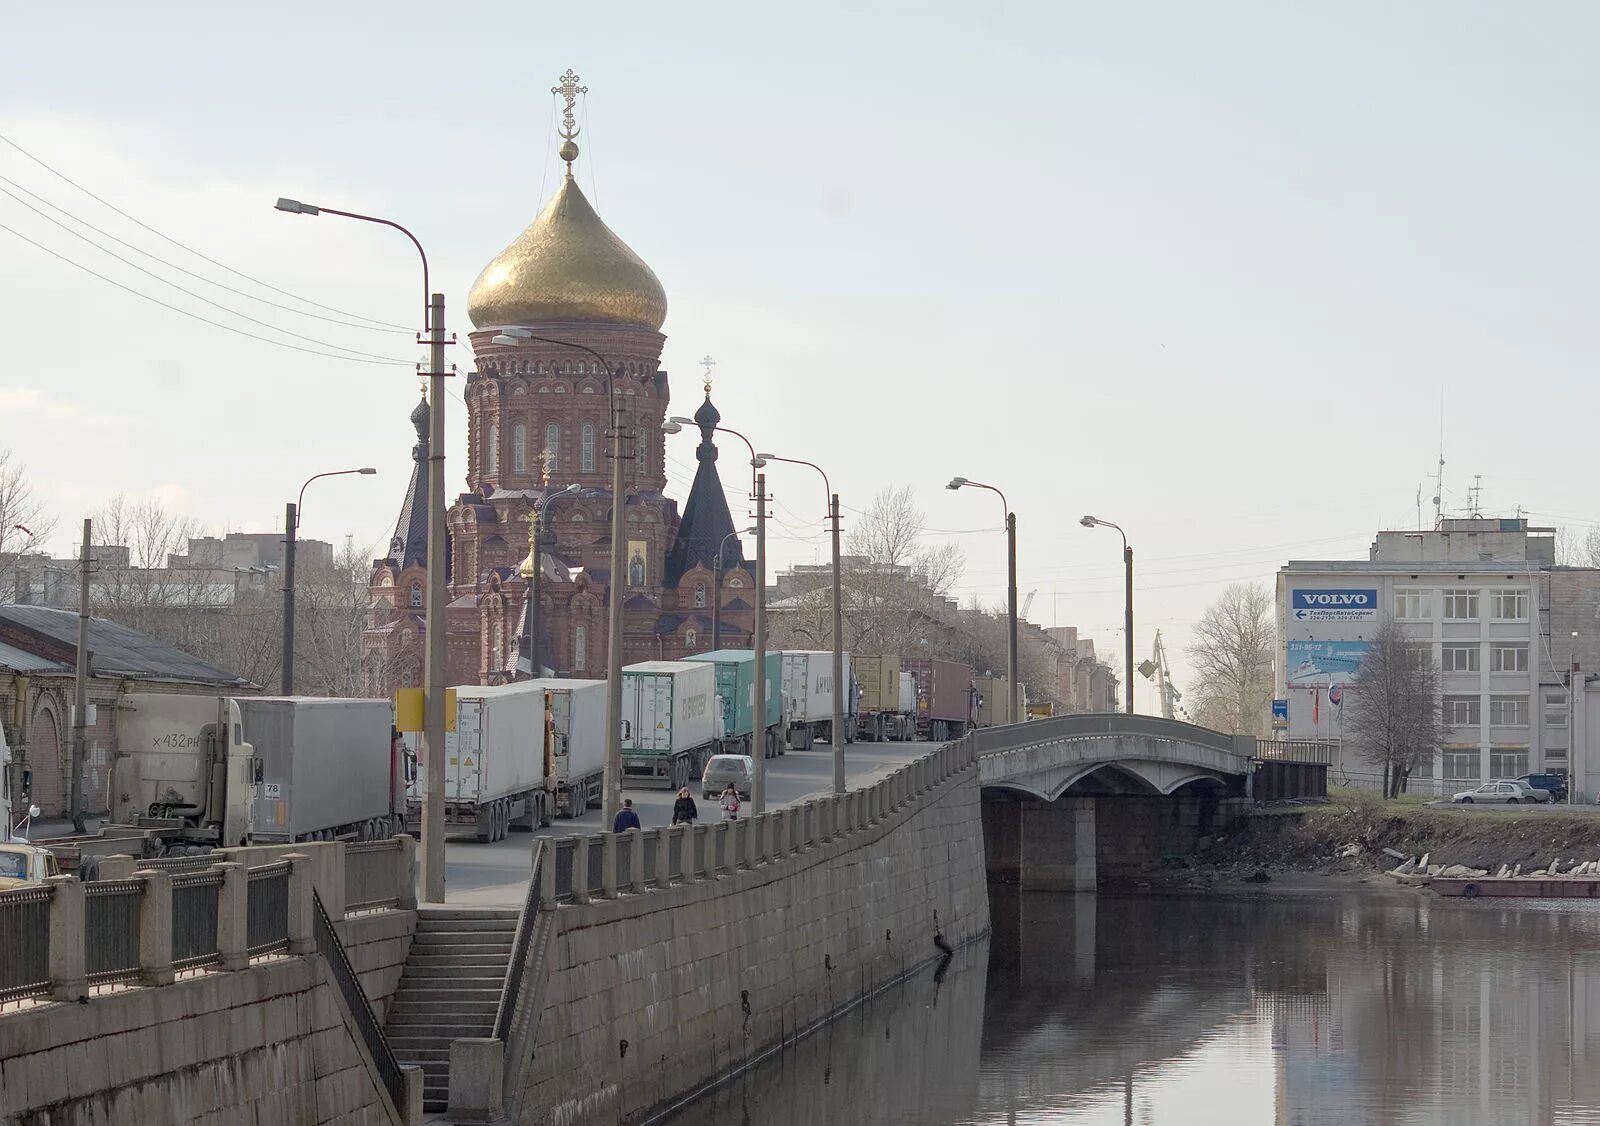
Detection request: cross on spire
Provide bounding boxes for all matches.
[552,68,588,172]
[700,354,716,395]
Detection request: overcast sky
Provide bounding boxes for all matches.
[4,1,1597,709]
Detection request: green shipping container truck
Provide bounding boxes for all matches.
[973,674,1013,727]
[685,649,784,759]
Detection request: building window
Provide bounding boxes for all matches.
[1440,644,1479,673]
[513,424,527,473]
[1490,695,1528,726]
[545,423,561,469]
[1413,750,1435,779]
[636,428,648,480]
[1442,589,1479,621]
[726,576,743,589]
[492,620,504,669]
[400,668,415,688]
[1546,692,1569,727]
[1394,589,1432,620]
[1491,644,1529,673]
[694,582,707,608]
[686,629,697,649]
[486,422,499,475]
[581,423,595,472]
[574,626,587,671]
[409,582,423,608]
[1489,748,1530,778]
[1441,747,1480,782]
[1492,589,1530,621]
[1443,696,1480,726]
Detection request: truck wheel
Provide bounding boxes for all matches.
[567,787,585,820]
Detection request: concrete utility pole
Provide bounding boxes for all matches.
[603,391,629,827]
[829,492,845,794]
[753,475,769,812]
[69,517,90,834]
[282,501,297,694]
[423,292,448,902]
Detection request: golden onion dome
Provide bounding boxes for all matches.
[466,171,668,332]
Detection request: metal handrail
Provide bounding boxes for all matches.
[973,711,1244,757]
[493,838,544,1042]
[313,889,406,1115]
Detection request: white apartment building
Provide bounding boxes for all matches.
[1276,519,1600,798]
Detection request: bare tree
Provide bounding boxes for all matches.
[1187,582,1275,736]
[0,448,57,599]
[1346,620,1443,798]
[1556,525,1600,568]
[294,538,373,697]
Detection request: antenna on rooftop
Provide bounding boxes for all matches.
[1431,393,1445,529]
[1468,474,1483,518]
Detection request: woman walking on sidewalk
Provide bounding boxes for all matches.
[672,788,699,826]
[720,782,741,821]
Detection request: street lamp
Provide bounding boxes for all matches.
[947,477,1020,725]
[284,468,376,695]
[518,484,582,679]
[1081,515,1134,715]
[491,326,630,827]
[758,451,846,796]
[663,416,772,812]
[712,527,756,652]
[275,194,451,901]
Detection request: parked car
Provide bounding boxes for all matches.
[702,754,755,801]
[1518,773,1568,803]
[1451,780,1551,804]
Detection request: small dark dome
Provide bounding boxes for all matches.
[410,393,430,441]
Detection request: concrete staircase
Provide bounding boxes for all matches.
[383,907,520,1112]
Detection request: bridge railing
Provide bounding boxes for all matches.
[0,853,317,1010]
[973,712,1245,757]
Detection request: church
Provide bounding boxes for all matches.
[363,73,754,693]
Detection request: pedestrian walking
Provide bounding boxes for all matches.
[612,798,641,833]
[720,782,741,821]
[672,788,699,826]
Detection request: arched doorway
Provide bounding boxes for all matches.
[29,706,62,817]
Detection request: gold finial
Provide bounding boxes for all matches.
[540,446,555,488]
[700,354,716,396]
[552,68,587,171]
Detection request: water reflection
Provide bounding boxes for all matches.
[667,890,1600,1125]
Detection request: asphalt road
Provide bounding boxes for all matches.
[1423,799,1600,813]
[441,738,931,907]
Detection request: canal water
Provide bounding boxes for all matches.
[666,887,1600,1125]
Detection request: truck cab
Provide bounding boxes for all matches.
[114,695,259,848]
[0,842,59,889]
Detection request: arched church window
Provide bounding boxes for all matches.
[492,619,504,669]
[576,361,586,374]
[487,422,499,475]
[726,576,743,589]
[574,626,587,671]
[581,424,595,472]
[545,423,560,468]
[513,424,527,474]
[401,668,415,688]
[563,361,573,375]
[694,582,706,608]
[638,429,649,479]
[409,582,423,608]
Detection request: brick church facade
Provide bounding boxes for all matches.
[364,91,752,693]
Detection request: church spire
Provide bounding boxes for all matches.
[552,68,587,175]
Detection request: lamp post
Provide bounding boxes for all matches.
[1081,515,1134,715]
[947,477,1020,725]
[275,196,451,901]
[758,451,846,796]
[712,527,754,652]
[665,416,771,812]
[284,468,376,695]
[518,483,582,679]
[493,327,630,826]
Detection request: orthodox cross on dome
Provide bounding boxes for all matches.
[540,446,555,488]
[552,68,588,171]
[700,354,716,395]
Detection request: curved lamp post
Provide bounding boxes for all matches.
[947,477,1020,724]
[1081,515,1134,714]
[284,467,376,694]
[518,483,581,679]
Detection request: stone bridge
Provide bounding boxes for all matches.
[975,713,1257,893]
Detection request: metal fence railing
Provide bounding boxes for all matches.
[586,838,606,898]
[313,890,407,1117]
[552,837,577,900]
[493,839,544,1043]
[246,862,291,956]
[344,839,402,913]
[171,870,223,971]
[0,887,51,1003]
[84,880,143,985]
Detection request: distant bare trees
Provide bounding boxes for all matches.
[1347,620,1443,798]
[1186,582,1276,736]
[0,448,57,599]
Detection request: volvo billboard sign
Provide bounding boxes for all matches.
[1291,588,1378,622]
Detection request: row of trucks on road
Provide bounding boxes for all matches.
[0,651,1036,872]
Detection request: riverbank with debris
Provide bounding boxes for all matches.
[1114,789,1600,896]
